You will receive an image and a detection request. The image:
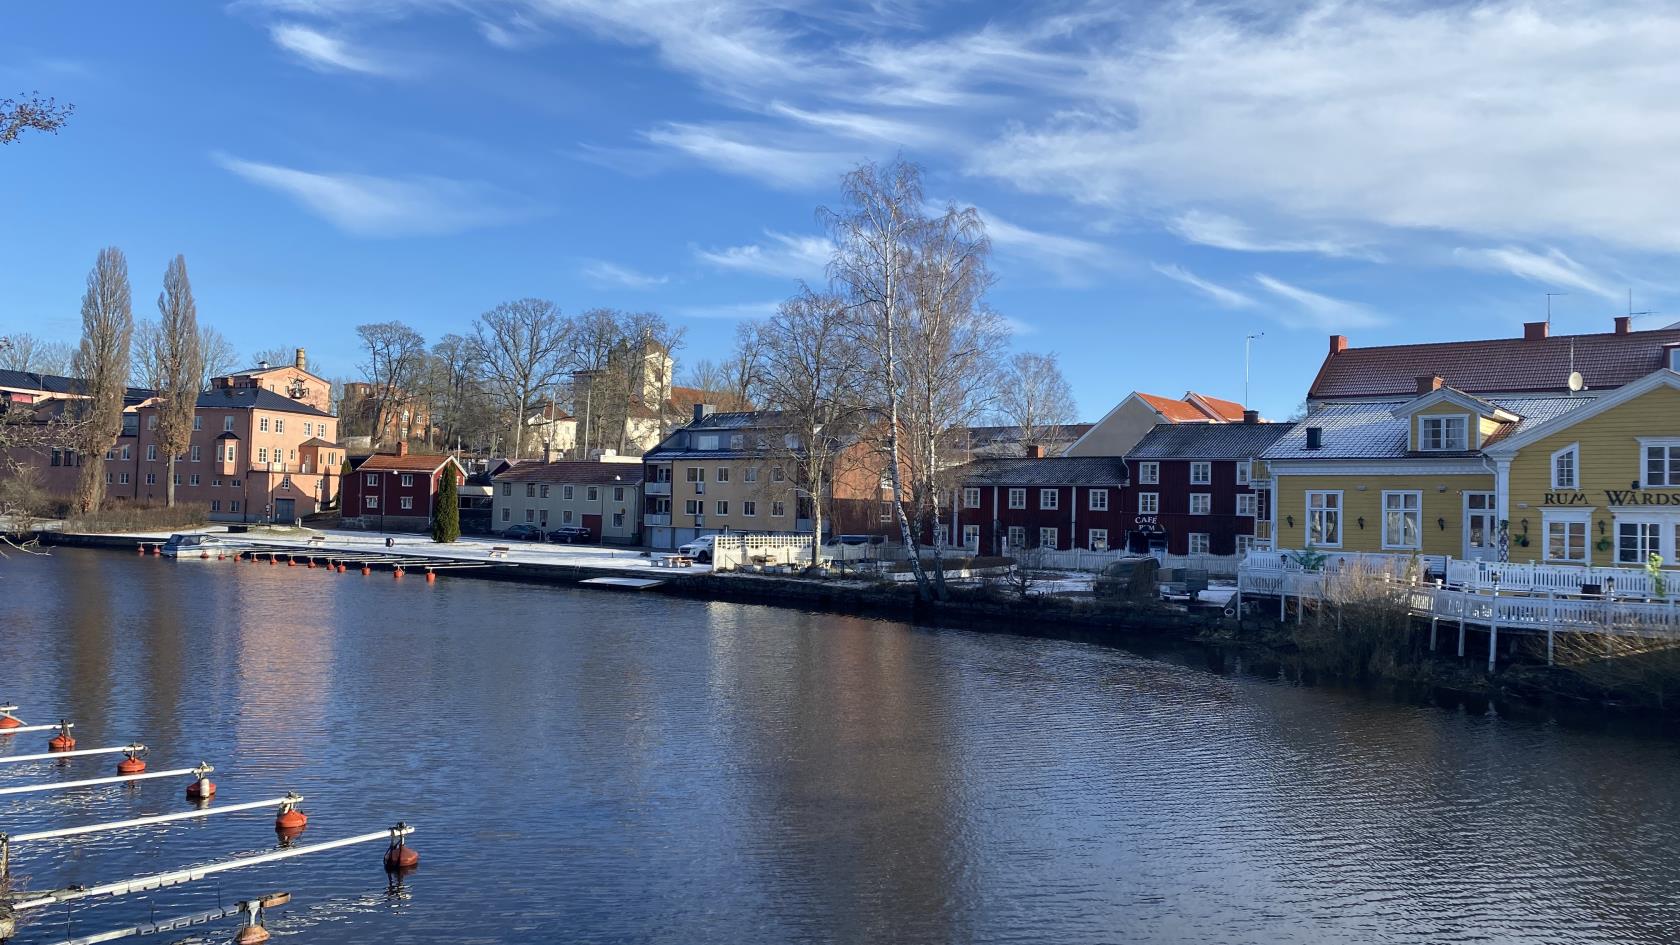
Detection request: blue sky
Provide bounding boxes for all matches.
[6,1,1680,422]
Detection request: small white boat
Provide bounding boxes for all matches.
[159,534,249,558]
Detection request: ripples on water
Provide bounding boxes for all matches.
[1,549,1677,944]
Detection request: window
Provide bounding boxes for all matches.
[716,500,729,516]
[540,510,549,527]
[743,500,757,516]
[587,487,598,501]
[211,500,221,512]
[258,448,269,464]
[304,423,312,436]
[223,444,236,463]
[1236,494,1258,517]
[229,500,240,513]
[366,473,378,486]
[1007,488,1026,509]
[613,512,624,528]
[105,471,112,485]
[147,415,157,430]
[212,478,221,487]
[501,482,511,496]
[145,473,156,485]
[121,445,130,460]
[146,445,157,461]
[962,524,979,550]
[744,467,758,483]
[1190,462,1211,485]
[771,500,786,516]
[526,483,536,498]
[259,418,269,432]
[1236,535,1256,556]
[365,496,378,509]
[525,507,533,521]
[275,419,284,434]
[1544,512,1590,564]
[1189,493,1211,515]
[1138,492,1160,515]
[1138,462,1159,485]
[193,416,202,431]
[402,497,415,510]
[190,445,201,463]
[564,485,575,500]
[1089,528,1108,551]
[717,467,730,483]
[1644,442,1680,487]
[686,467,704,482]
[563,509,574,524]
[173,473,182,486]
[1382,491,1422,549]
[685,499,702,515]
[49,450,60,467]
[223,416,234,432]
[614,487,625,502]
[1038,527,1058,549]
[772,466,785,483]
[502,508,510,521]
[119,472,130,485]
[1040,489,1059,510]
[230,478,240,487]
[1188,533,1211,555]
[540,484,550,499]
[1235,462,1251,486]
[1007,525,1026,549]
[1088,489,1109,511]
[1419,415,1469,451]
[963,487,981,508]
[1306,491,1343,546]
[1619,521,1662,565]
[1552,444,1579,490]
[189,474,200,486]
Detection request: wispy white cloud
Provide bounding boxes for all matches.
[581,260,668,289]
[268,23,397,75]
[1168,210,1375,260]
[695,231,833,281]
[999,315,1035,336]
[1451,246,1622,302]
[641,123,849,189]
[1151,263,1256,309]
[213,153,525,236]
[671,299,781,321]
[1253,274,1384,330]
[975,208,1111,278]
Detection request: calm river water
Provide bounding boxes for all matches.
[2,548,1679,944]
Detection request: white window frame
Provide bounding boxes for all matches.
[1189,462,1211,485]
[1037,527,1058,549]
[1006,525,1026,549]
[1542,509,1592,565]
[1138,462,1159,485]
[1007,488,1026,509]
[1638,437,1680,487]
[771,500,786,517]
[223,416,234,432]
[1235,493,1258,517]
[1189,493,1211,516]
[1138,492,1160,515]
[1381,490,1423,550]
[1088,488,1109,511]
[716,500,728,516]
[962,487,981,509]
[365,496,378,509]
[1615,516,1666,565]
[742,500,757,517]
[365,473,378,486]
[401,496,415,510]
[1039,488,1059,510]
[1551,443,1580,490]
[1088,528,1108,551]
[1306,490,1343,548]
[1235,462,1251,486]
[401,474,415,487]
[1418,414,1470,452]
[961,524,980,550]
[1188,533,1211,555]
[1235,534,1256,556]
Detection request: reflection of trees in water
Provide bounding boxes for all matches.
[61,550,117,738]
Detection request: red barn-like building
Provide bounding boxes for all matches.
[1121,421,1290,556]
[342,444,467,532]
[941,455,1132,554]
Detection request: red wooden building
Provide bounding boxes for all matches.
[342,443,467,532]
[1120,420,1289,556]
[942,455,1132,554]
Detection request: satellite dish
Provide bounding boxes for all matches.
[1567,371,1585,392]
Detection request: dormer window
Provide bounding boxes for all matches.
[1551,444,1579,490]
[1419,416,1468,451]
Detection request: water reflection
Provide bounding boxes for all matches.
[2,549,1680,944]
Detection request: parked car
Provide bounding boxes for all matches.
[823,534,885,547]
[546,525,592,544]
[677,534,718,562]
[502,523,545,541]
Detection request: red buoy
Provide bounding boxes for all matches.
[393,568,404,579]
[117,754,146,774]
[384,843,419,870]
[425,571,436,583]
[361,565,371,575]
[48,721,75,752]
[136,544,145,555]
[186,776,216,800]
[275,807,308,830]
[150,545,160,556]
[287,557,295,567]
[0,715,22,730]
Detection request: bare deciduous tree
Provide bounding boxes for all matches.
[822,158,932,598]
[0,333,73,375]
[751,288,869,569]
[135,255,204,506]
[993,352,1077,455]
[568,308,626,458]
[470,299,572,459]
[355,321,427,448]
[248,347,295,370]
[425,334,496,450]
[71,247,134,514]
[1,92,73,145]
[197,326,236,389]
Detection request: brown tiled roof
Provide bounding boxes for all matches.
[1310,326,1680,400]
[359,452,462,473]
[1137,392,1219,423]
[493,461,645,484]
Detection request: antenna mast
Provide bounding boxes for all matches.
[1545,292,1566,329]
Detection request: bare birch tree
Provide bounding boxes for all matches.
[615,311,685,447]
[355,321,427,448]
[993,352,1077,455]
[0,333,72,375]
[137,255,204,506]
[751,288,869,569]
[470,298,571,459]
[568,308,626,458]
[70,247,134,514]
[822,159,931,598]
[198,326,236,388]
[1,92,73,145]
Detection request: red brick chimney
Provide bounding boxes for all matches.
[1416,374,1445,394]
[396,441,409,457]
[1329,334,1349,355]
[1615,315,1632,335]
[1523,321,1549,341]
[1242,409,1260,424]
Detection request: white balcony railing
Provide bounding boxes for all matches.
[644,513,671,526]
[645,481,672,496]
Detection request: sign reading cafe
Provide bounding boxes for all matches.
[1545,491,1680,507]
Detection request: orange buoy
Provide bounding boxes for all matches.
[361,565,371,575]
[393,568,404,579]
[136,544,145,555]
[384,843,419,870]
[48,721,75,752]
[306,559,315,568]
[275,807,308,830]
[187,776,216,800]
[275,824,305,846]
[150,545,160,555]
[287,557,295,567]
[425,571,436,582]
[201,551,210,559]
[0,715,22,730]
[269,555,276,565]
[234,923,271,945]
[117,753,146,774]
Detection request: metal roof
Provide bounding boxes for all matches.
[194,387,333,417]
[1126,422,1292,460]
[955,456,1130,486]
[492,461,645,484]
[1262,396,1594,460]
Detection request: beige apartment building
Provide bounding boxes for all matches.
[491,460,644,543]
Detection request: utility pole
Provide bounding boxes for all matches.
[1546,292,1566,330]
[1244,331,1264,408]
